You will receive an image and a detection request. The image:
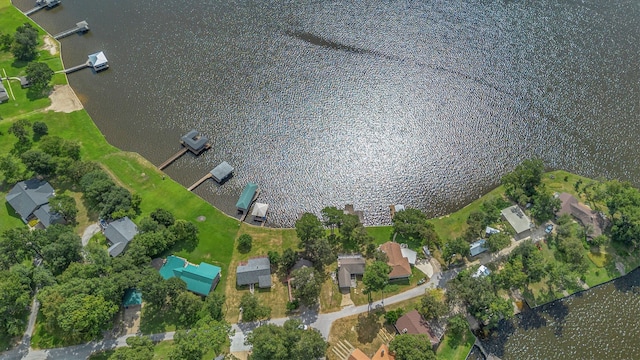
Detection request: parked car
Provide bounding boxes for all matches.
[545,224,554,234]
[417,278,427,285]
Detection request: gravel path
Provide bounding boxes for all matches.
[81,223,101,247]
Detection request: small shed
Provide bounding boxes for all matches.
[88,51,109,71]
[236,183,258,212]
[472,265,491,278]
[0,81,9,103]
[210,161,233,183]
[251,202,268,221]
[122,289,142,307]
[19,77,30,88]
[469,239,489,257]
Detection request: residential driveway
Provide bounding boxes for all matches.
[81,223,101,247]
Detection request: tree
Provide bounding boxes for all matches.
[169,319,230,360]
[139,270,170,309]
[21,149,56,177]
[306,237,334,268]
[280,248,297,273]
[32,121,48,139]
[110,336,154,360]
[11,23,38,61]
[321,206,344,232]
[486,232,511,252]
[267,250,281,268]
[8,119,31,140]
[295,213,324,250]
[494,256,527,290]
[0,155,22,185]
[150,208,175,227]
[501,158,545,204]
[237,234,253,253]
[239,293,271,322]
[442,237,470,265]
[384,308,404,325]
[48,193,78,223]
[389,334,437,360]
[200,292,225,321]
[392,208,441,248]
[54,294,118,342]
[291,267,322,307]
[447,314,468,347]
[25,62,54,96]
[0,269,32,336]
[362,261,391,304]
[0,31,12,51]
[530,186,561,223]
[246,320,326,360]
[0,227,32,268]
[169,219,198,245]
[173,291,203,326]
[418,289,448,320]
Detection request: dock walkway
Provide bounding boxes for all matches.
[24,4,46,16]
[158,148,188,170]
[188,173,212,191]
[62,61,89,74]
[54,21,89,40]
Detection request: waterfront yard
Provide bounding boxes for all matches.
[436,327,475,360]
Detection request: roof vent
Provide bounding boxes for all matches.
[402,328,408,334]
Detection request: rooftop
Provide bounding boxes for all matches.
[236,183,258,211]
[470,238,489,257]
[236,257,272,288]
[181,129,209,151]
[379,242,412,279]
[557,192,604,238]
[160,255,221,296]
[210,161,234,182]
[88,51,108,68]
[122,289,142,307]
[32,203,63,228]
[395,309,440,346]
[104,217,138,257]
[337,254,366,288]
[5,179,55,222]
[501,205,532,234]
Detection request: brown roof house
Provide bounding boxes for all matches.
[348,344,395,360]
[394,309,441,347]
[337,254,366,290]
[379,242,412,280]
[557,192,606,238]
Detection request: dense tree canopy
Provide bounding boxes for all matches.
[11,23,38,61]
[237,234,253,253]
[362,261,391,301]
[246,319,326,360]
[392,208,441,247]
[291,266,322,307]
[418,289,448,320]
[501,158,545,205]
[168,319,230,360]
[26,62,54,96]
[239,293,271,322]
[389,334,437,360]
[48,193,78,224]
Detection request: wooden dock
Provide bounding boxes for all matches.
[24,4,46,16]
[158,148,188,170]
[188,173,212,191]
[54,21,89,40]
[239,189,261,222]
[63,61,90,74]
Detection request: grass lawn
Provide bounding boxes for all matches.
[366,226,394,245]
[350,266,423,306]
[436,327,475,360]
[223,224,298,323]
[319,274,343,314]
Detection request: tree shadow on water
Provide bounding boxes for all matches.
[355,312,381,344]
[614,267,640,294]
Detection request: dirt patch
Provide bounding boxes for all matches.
[46,85,83,113]
[42,35,58,55]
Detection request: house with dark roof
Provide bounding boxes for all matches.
[501,205,533,240]
[6,179,55,223]
[337,255,366,289]
[557,192,605,238]
[33,204,64,228]
[236,257,272,288]
[104,217,138,257]
[394,309,441,347]
[379,242,412,280]
[160,255,221,296]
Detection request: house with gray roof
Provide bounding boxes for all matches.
[501,205,533,240]
[236,257,272,288]
[104,217,138,257]
[181,130,210,155]
[0,81,8,103]
[6,179,55,223]
[33,204,64,228]
[337,254,366,289]
[470,239,489,257]
[210,161,234,183]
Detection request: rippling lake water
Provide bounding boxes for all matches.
[480,268,640,359]
[15,0,640,227]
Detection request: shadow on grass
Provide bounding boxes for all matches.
[139,306,182,334]
[355,312,381,344]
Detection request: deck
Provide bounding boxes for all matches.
[54,21,89,40]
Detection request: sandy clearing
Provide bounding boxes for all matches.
[46,84,84,113]
[42,35,58,55]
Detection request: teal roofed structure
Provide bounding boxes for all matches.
[236,183,258,212]
[122,289,142,307]
[159,255,221,296]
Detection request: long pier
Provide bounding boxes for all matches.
[24,4,47,16]
[158,148,188,170]
[62,61,90,74]
[54,21,89,40]
[187,173,212,191]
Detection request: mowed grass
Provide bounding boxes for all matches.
[436,327,475,360]
[223,224,298,322]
